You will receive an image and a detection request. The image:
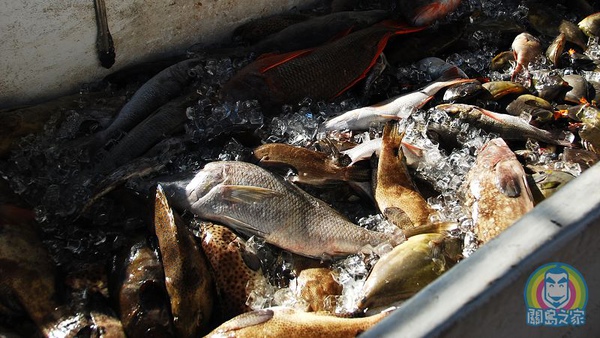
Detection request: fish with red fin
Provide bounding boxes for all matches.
[221,21,426,112]
[397,0,463,26]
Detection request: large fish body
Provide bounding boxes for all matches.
[251,10,391,54]
[161,161,397,259]
[325,78,468,130]
[374,122,432,229]
[462,138,534,243]
[89,58,202,153]
[221,22,424,111]
[206,306,388,338]
[435,103,572,146]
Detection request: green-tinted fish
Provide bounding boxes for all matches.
[161,161,399,259]
[358,232,461,311]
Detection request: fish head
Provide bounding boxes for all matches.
[186,162,227,204]
[400,0,463,26]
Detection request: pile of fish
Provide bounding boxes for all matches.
[1,0,600,336]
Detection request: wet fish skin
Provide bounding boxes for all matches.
[110,238,175,338]
[206,306,389,338]
[579,12,600,37]
[233,13,312,44]
[95,90,200,173]
[221,22,425,112]
[199,222,262,320]
[358,233,456,311]
[435,103,572,146]
[250,10,391,55]
[291,268,342,313]
[154,185,214,338]
[0,206,68,337]
[252,143,370,186]
[161,161,398,259]
[374,122,432,229]
[511,32,542,83]
[397,0,463,26]
[89,58,202,153]
[324,78,470,131]
[462,138,534,244]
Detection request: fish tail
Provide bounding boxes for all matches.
[382,121,404,151]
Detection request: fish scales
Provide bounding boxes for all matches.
[264,25,402,103]
[462,138,534,244]
[164,161,395,259]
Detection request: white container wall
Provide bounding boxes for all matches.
[0,0,315,108]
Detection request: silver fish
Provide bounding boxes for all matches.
[324,78,470,131]
[461,138,534,244]
[161,161,398,259]
[435,103,572,147]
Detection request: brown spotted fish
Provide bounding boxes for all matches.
[462,138,534,244]
[205,306,389,338]
[199,222,262,320]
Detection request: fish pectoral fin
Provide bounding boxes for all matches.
[219,184,282,203]
[218,215,270,238]
[495,161,524,197]
[216,309,274,333]
[384,207,415,231]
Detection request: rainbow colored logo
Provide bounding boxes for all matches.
[524,262,587,327]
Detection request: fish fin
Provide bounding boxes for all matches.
[401,141,423,158]
[219,184,282,203]
[217,215,270,238]
[384,207,414,230]
[215,309,274,333]
[479,107,505,122]
[329,26,355,42]
[382,121,404,154]
[331,25,425,99]
[495,161,523,197]
[259,49,314,73]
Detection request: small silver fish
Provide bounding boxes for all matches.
[324,78,470,131]
[161,161,399,259]
[435,103,572,147]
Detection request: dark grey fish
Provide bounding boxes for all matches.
[88,58,202,154]
[93,0,115,68]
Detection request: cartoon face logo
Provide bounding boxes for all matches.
[543,266,570,309]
